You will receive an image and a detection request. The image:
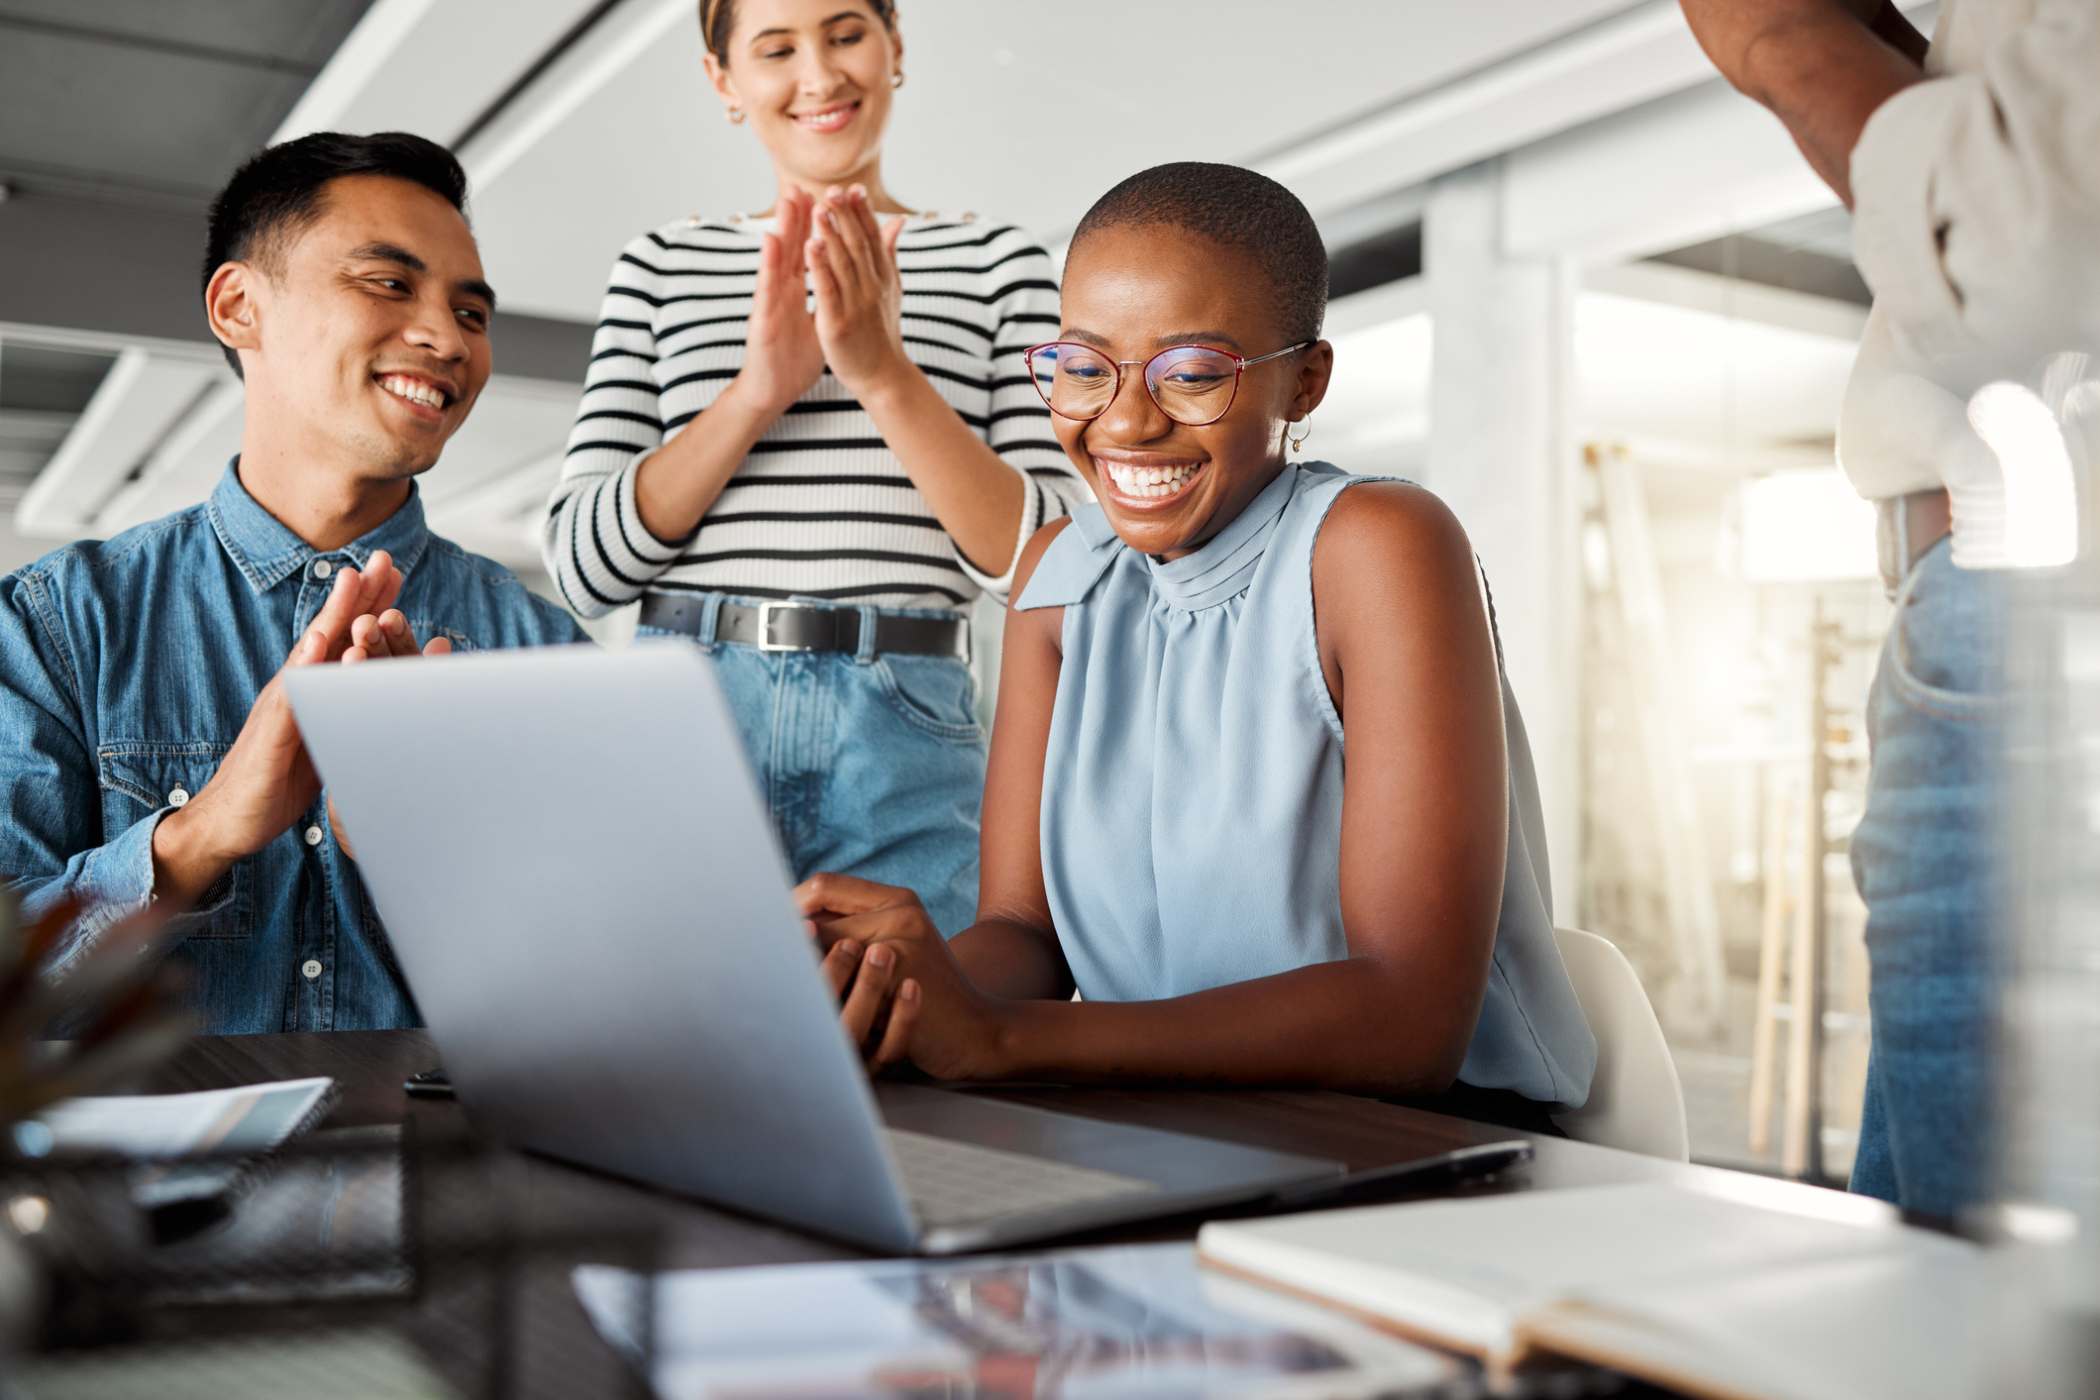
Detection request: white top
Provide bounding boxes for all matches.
[543,211,1089,613]
[1838,0,2100,563]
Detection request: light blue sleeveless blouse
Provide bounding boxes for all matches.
[1015,461,1596,1106]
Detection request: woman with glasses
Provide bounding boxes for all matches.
[795,164,1596,1125]
[543,0,1085,935]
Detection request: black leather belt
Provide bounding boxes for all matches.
[639,593,969,660]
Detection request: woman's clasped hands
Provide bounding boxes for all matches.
[794,872,1007,1081]
[739,185,909,415]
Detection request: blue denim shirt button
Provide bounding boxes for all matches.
[301,959,322,980]
[303,824,323,846]
[168,786,189,807]
[312,559,333,580]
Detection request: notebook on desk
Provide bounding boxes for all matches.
[19,1077,340,1242]
[1197,1181,2002,1400]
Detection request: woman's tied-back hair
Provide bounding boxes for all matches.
[700,0,898,64]
[1070,162,1329,344]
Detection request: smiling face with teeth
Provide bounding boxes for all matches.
[208,173,494,495]
[703,1,901,193]
[1052,225,1334,561]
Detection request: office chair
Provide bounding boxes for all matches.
[1551,926,1691,1161]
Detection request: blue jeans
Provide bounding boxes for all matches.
[1848,535,2010,1218]
[643,596,987,936]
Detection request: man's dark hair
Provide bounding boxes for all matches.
[1069,162,1328,344]
[201,131,470,377]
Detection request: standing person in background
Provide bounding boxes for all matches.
[543,0,1086,936]
[1680,0,2100,1218]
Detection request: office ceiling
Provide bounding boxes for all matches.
[2,0,1888,570]
[0,0,373,207]
[461,0,1649,320]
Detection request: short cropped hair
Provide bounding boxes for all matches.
[202,131,470,376]
[1069,162,1328,344]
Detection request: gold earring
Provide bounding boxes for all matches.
[891,71,905,89]
[1288,418,1312,453]
[727,105,745,124]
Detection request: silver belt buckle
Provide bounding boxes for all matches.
[754,600,804,652]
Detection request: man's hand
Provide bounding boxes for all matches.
[327,606,452,859]
[343,607,453,664]
[795,873,1010,1081]
[150,552,402,905]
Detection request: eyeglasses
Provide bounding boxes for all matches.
[1022,340,1313,428]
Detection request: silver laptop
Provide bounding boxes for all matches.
[287,643,1353,1254]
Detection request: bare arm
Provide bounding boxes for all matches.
[1679,0,1926,205]
[942,518,1073,1000]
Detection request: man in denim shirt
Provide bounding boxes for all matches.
[0,132,586,1033]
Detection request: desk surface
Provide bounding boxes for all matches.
[154,1029,1862,1270]
[118,1030,1885,1397]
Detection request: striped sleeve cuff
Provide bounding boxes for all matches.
[541,456,687,617]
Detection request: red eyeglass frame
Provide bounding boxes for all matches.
[1021,340,1314,427]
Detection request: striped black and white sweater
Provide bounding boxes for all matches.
[543,211,1089,614]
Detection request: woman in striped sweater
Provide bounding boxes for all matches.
[542,0,1085,934]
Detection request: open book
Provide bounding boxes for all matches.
[1197,1182,2006,1400]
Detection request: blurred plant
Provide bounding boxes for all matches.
[0,890,192,1147]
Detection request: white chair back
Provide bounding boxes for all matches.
[1551,926,1690,1161]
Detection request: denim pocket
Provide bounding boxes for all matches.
[1882,546,2012,721]
[873,655,985,742]
[97,741,253,939]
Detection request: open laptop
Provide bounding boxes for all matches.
[287,644,1516,1254]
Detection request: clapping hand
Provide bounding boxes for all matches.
[153,552,406,905]
[327,604,452,859]
[736,187,827,416]
[807,185,909,399]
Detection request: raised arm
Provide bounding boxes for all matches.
[1678,0,1926,205]
[2,556,404,970]
[542,199,818,617]
[802,191,1101,589]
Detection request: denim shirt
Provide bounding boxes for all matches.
[0,463,588,1033]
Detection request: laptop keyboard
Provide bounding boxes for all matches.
[884,1127,1160,1228]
